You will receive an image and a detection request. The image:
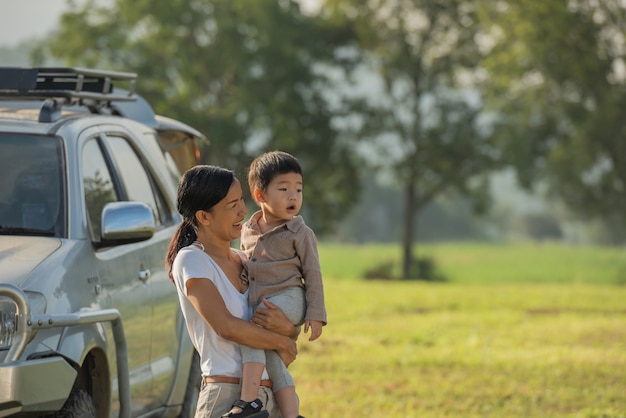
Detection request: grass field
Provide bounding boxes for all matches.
[290,243,626,417]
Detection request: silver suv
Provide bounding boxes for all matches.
[0,68,202,417]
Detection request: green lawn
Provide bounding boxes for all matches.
[290,243,626,417]
[319,242,626,285]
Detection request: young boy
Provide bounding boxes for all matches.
[223,151,326,418]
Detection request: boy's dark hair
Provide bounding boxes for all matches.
[248,151,302,198]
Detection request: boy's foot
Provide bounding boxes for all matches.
[221,399,269,418]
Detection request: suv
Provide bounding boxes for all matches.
[0,68,203,417]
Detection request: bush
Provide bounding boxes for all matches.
[362,261,395,280]
[407,256,446,281]
[362,257,446,281]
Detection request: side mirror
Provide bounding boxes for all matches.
[100,201,155,246]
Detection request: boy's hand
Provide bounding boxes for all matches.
[304,320,323,341]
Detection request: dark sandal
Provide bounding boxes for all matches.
[221,399,269,418]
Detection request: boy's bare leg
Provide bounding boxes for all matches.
[274,385,299,418]
[228,362,265,414]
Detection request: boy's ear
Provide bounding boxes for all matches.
[253,188,266,203]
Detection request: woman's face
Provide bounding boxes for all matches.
[204,178,248,242]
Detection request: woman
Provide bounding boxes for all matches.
[166,165,299,418]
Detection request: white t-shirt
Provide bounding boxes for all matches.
[172,243,268,378]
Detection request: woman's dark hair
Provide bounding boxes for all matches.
[166,165,235,281]
[248,151,302,203]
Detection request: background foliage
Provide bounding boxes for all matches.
[479,0,626,242]
[37,0,362,233]
[15,0,626,249]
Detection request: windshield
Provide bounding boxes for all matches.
[0,134,65,237]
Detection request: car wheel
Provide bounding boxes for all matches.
[178,351,202,418]
[43,388,96,418]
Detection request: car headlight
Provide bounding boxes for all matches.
[0,298,18,350]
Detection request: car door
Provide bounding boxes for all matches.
[101,131,183,411]
[81,132,155,415]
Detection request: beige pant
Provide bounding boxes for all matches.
[195,380,282,418]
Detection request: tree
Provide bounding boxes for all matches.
[36,0,361,233]
[323,0,502,277]
[479,0,626,242]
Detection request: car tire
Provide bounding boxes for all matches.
[43,388,96,418]
[178,350,202,418]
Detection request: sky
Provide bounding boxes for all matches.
[0,0,75,47]
[0,0,322,48]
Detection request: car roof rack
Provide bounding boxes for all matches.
[0,67,142,122]
[0,67,137,103]
[0,67,207,139]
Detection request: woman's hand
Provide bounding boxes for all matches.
[252,298,300,339]
[276,336,298,366]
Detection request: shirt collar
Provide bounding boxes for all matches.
[248,210,303,233]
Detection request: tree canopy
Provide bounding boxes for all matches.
[33,0,626,249]
[323,0,503,276]
[37,0,361,233]
[480,0,626,241]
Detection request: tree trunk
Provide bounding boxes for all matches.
[402,176,417,279]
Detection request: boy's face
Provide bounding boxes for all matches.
[256,172,303,222]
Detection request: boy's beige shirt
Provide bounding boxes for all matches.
[240,211,327,325]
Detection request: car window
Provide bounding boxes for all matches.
[0,133,64,237]
[105,135,172,227]
[82,138,118,240]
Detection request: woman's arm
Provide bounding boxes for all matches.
[186,277,297,365]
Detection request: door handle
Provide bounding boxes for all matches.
[138,268,151,282]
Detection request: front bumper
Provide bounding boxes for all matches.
[0,356,77,416]
[0,283,131,417]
